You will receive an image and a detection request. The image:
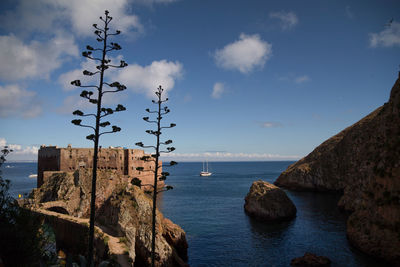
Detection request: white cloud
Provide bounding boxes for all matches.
[161,151,300,161]
[58,95,94,114]
[0,0,144,38]
[278,73,311,84]
[369,21,400,48]
[133,0,179,5]
[211,82,225,99]
[214,33,272,74]
[0,137,38,161]
[58,91,126,114]
[53,0,144,37]
[0,84,42,118]
[269,11,298,30]
[345,6,354,19]
[260,121,283,128]
[0,33,78,81]
[0,0,60,36]
[58,58,183,110]
[58,58,100,91]
[183,94,192,103]
[0,0,182,84]
[117,60,183,98]
[294,75,310,84]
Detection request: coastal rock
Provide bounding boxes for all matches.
[275,75,400,264]
[31,169,188,266]
[244,180,296,221]
[290,252,331,267]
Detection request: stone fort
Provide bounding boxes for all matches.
[38,144,159,188]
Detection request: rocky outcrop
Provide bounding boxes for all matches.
[31,168,188,266]
[244,180,296,221]
[275,75,400,265]
[290,252,331,267]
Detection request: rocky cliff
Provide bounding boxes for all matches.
[31,168,188,266]
[275,75,400,265]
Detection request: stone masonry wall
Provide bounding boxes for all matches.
[37,145,161,188]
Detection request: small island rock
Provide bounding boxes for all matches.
[290,252,331,267]
[244,180,296,221]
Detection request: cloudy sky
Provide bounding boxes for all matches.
[0,0,399,162]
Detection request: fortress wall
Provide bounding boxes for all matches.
[38,145,163,189]
[97,148,125,172]
[58,147,126,173]
[38,146,61,187]
[125,149,145,176]
[59,148,92,171]
[124,149,163,188]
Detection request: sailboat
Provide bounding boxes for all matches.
[200,160,212,176]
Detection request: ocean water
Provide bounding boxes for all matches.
[2,162,385,266]
[158,162,385,267]
[1,162,37,197]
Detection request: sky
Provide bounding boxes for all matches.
[0,0,399,162]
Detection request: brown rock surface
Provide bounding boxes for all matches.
[275,75,400,265]
[31,168,188,266]
[244,180,296,221]
[290,252,331,267]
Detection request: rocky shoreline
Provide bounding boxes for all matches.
[29,168,188,266]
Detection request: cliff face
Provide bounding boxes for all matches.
[275,76,400,265]
[32,169,188,266]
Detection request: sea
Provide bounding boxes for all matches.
[2,162,386,267]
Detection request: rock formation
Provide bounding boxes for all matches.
[275,75,400,265]
[31,168,188,266]
[244,180,296,221]
[290,252,331,267]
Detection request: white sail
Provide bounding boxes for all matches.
[200,160,212,176]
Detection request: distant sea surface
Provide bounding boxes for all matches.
[4,162,385,266]
[2,162,37,197]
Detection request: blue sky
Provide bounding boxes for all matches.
[0,0,399,162]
